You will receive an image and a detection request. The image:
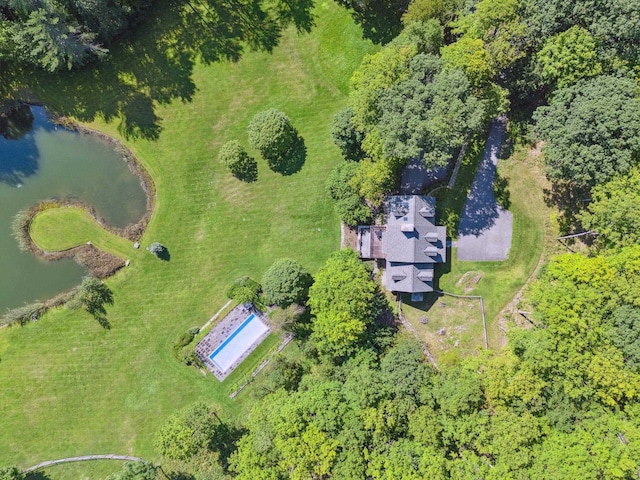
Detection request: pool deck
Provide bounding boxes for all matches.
[194,303,271,381]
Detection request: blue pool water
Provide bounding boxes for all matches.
[209,313,256,361]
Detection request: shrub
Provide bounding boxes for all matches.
[1,302,45,327]
[226,276,262,305]
[247,109,296,161]
[172,330,198,365]
[218,140,257,182]
[147,242,165,256]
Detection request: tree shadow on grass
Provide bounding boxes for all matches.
[493,173,511,210]
[268,134,306,176]
[234,161,258,183]
[543,181,590,235]
[20,0,315,141]
[336,0,408,44]
[25,471,52,480]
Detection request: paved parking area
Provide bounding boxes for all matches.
[457,118,513,261]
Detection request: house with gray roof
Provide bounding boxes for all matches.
[357,195,446,295]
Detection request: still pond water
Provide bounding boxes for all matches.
[0,106,147,312]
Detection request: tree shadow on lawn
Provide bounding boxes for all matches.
[234,161,258,183]
[25,471,52,480]
[543,180,590,236]
[268,134,306,176]
[338,0,408,44]
[23,0,315,141]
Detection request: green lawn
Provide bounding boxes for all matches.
[0,1,376,475]
[30,207,134,258]
[401,142,549,361]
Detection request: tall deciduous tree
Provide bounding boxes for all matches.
[326,162,373,226]
[247,109,296,162]
[533,75,640,188]
[331,107,365,162]
[307,249,376,358]
[536,26,603,88]
[69,276,114,318]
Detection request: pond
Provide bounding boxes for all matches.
[0,105,148,312]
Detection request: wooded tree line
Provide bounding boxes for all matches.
[0,0,153,71]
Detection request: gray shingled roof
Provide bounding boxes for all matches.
[382,196,446,264]
[380,196,447,294]
[384,263,435,293]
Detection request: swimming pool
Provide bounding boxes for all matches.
[208,313,269,372]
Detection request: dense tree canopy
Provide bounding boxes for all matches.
[578,168,640,249]
[376,53,484,167]
[0,0,150,71]
[307,249,377,358]
[331,107,365,162]
[536,26,603,88]
[338,21,484,206]
[521,0,640,61]
[326,162,372,226]
[533,75,640,188]
[609,306,640,374]
[104,462,157,480]
[0,466,23,480]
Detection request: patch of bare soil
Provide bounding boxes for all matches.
[456,271,483,293]
[341,224,358,250]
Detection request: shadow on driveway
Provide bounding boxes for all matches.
[457,118,513,261]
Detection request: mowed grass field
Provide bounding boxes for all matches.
[0,0,375,475]
[30,207,134,258]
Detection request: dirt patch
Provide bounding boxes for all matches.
[341,223,358,250]
[400,294,485,358]
[456,271,483,293]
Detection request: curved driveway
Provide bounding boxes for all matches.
[457,118,513,261]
